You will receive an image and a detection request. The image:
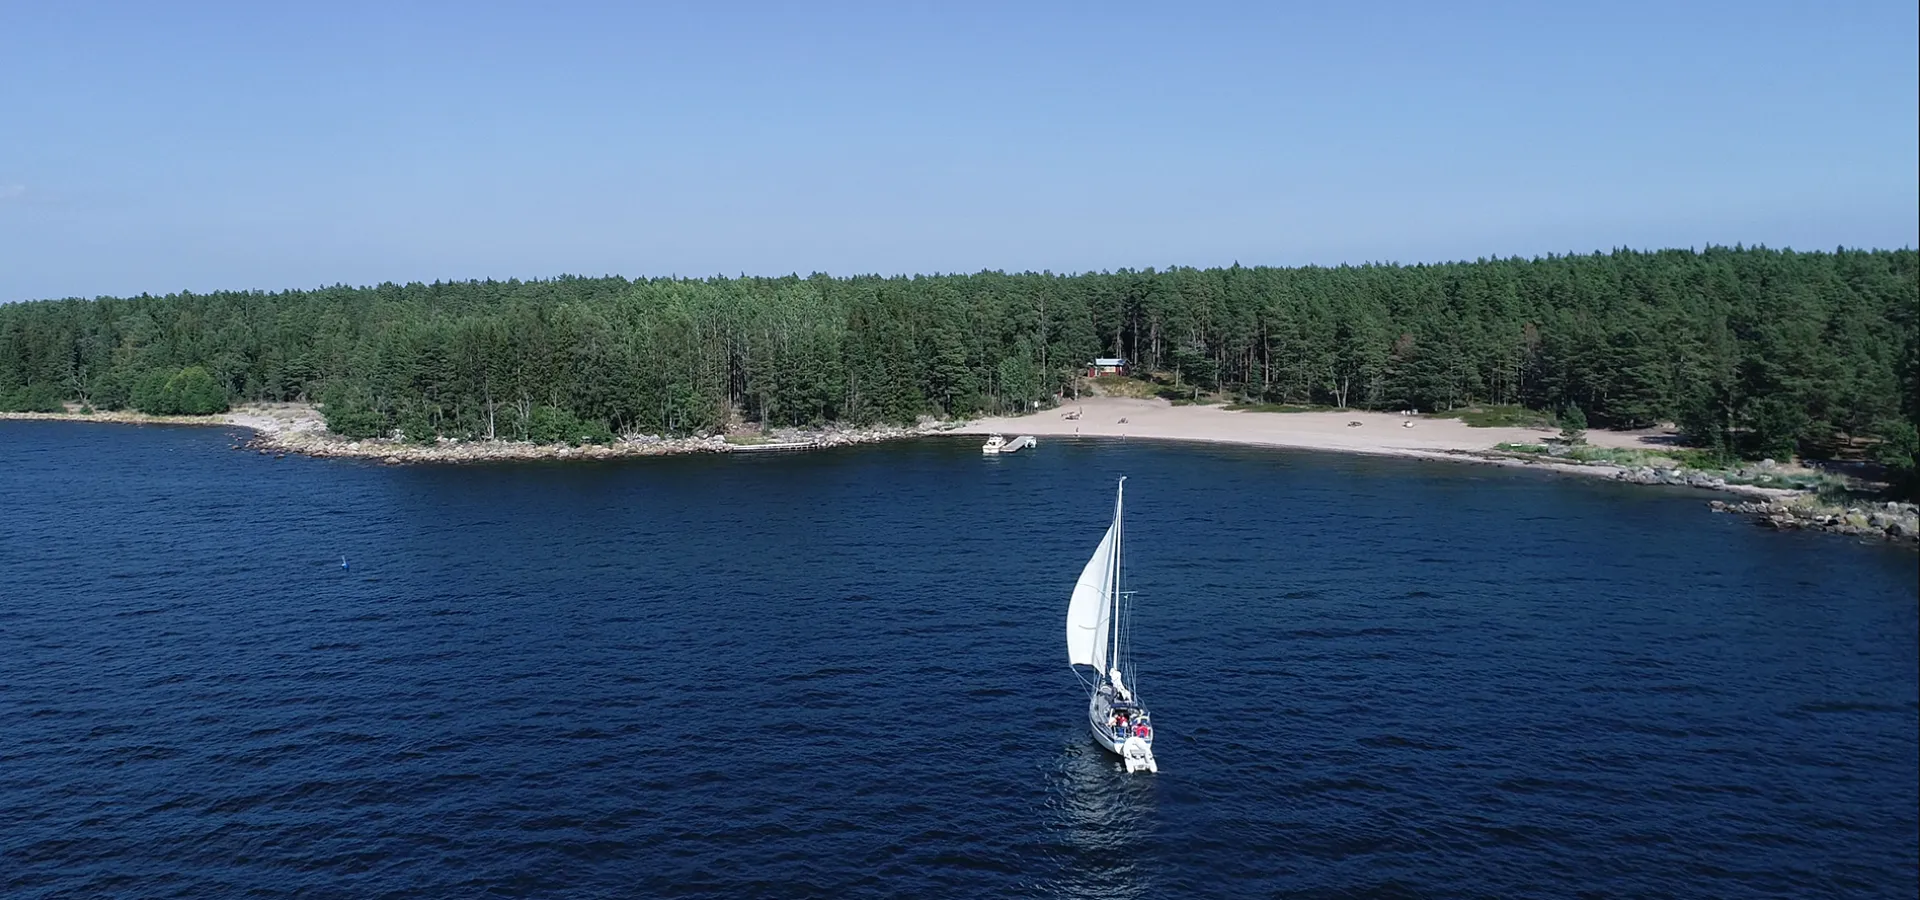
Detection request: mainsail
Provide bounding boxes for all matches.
[1066,521,1117,671]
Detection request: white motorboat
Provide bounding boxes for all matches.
[1065,476,1157,773]
[981,434,1036,455]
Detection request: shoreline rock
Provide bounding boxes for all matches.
[0,409,245,429]
[1707,498,1919,546]
[238,418,959,464]
[1433,448,1805,501]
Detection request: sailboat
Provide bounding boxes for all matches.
[1066,476,1158,773]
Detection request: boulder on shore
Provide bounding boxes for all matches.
[1710,497,1919,545]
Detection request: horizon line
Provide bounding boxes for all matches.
[9,241,1916,304]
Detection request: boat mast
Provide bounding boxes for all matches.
[1109,477,1125,682]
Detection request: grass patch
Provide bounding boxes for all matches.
[1423,405,1556,428]
[723,433,771,446]
[1553,444,1742,470]
[1559,446,1659,465]
[1495,442,1549,454]
[1560,445,1694,467]
[1722,468,1848,493]
[1811,477,1859,505]
[1090,376,1163,399]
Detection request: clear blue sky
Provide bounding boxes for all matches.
[2,1,1915,302]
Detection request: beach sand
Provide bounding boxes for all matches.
[1,402,327,436]
[953,397,1676,459]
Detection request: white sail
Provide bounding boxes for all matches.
[1066,522,1116,671]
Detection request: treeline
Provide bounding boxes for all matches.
[1,246,1914,469]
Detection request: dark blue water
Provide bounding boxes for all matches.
[2,421,1915,898]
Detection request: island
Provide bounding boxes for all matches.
[2,247,1914,543]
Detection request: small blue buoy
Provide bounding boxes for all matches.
[341,556,349,570]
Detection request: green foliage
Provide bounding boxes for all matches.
[1871,418,1919,498]
[0,382,65,412]
[128,369,168,414]
[398,408,439,445]
[1557,445,1725,469]
[0,247,1910,462]
[1812,477,1857,506]
[1558,404,1588,444]
[1740,397,1807,460]
[167,367,229,415]
[1868,419,1917,470]
[527,405,613,445]
[1495,442,1550,454]
[87,371,129,411]
[1427,405,1556,428]
[128,366,229,415]
[319,387,391,440]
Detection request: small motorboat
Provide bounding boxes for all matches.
[981,434,1037,455]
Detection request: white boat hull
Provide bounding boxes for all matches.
[981,434,1036,454]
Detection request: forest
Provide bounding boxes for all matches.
[1,246,1915,482]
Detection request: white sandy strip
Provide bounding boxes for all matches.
[953,397,1677,459]
[219,402,328,436]
[1,402,328,436]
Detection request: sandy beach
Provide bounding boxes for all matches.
[0,403,326,437]
[953,397,1673,458]
[948,397,1830,503]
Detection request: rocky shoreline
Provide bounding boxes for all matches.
[1428,449,1804,500]
[238,420,959,464]
[2,406,958,463]
[1,409,248,429]
[1707,498,1919,546]
[1443,449,1916,545]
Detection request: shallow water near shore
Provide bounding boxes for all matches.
[2,420,1915,898]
